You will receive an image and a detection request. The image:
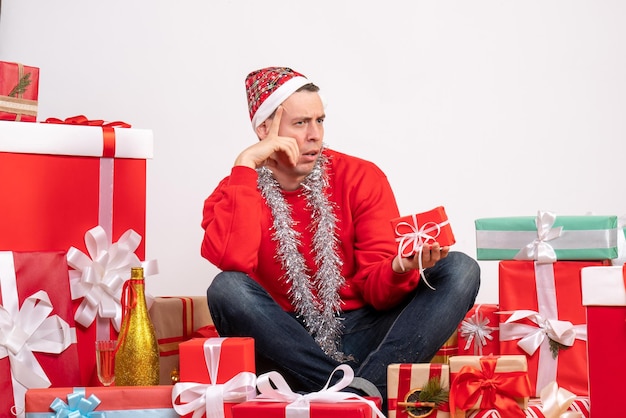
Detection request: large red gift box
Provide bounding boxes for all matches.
[0,251,81,417]
[0,119,154,386]
[0,61,39,122]
[458,304,500,356]
[498,260,607,397]
[25,386,178,417]
[149,296,215,385]
[387,363,450,418]
[581,265,626,418]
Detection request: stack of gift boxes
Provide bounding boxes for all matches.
[3,59,625,417]
[387,208,626,417]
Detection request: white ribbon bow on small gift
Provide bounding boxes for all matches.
[499,309,586,356]
[256,364,386,418]
[459,305,498,355]
[514,210,563,264]
[172,372,257,418]
[0,290,75,389]
[539,381,582,418]
[394,215,449,290]
[172,338,257,418]
[66,225,158,334]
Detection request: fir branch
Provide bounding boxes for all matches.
[549,338,570,359]
[8,73,32,97]
[418,377,450,406]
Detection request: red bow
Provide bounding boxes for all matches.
[44,115,131,128]
[450,356,531,418]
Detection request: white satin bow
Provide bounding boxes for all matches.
[0,290,74,388]
[66,225,158,331]
[539,382,582,418]
[499,310,586,356]
[395,215,448,290]
[459,307,498,355]
[514,210,563,263]
[256,364,386,418]
[172,372,257,418]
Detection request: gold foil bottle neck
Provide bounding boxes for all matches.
[130,266,144,279]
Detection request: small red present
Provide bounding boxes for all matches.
[581,265,626,418]
[449,355,531,418]
[387,363,450,418]
[498,260,608,396]
[179,337,255,384]
[391,206,456,288]
[175,337,256,418]
[391,206,456,258]
[0,251,81,417]
[0,61,39,122]
[232,365,385,418]
[25,386,176,416]
[458,304,500,356]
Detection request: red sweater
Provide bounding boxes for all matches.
[201,149,419,312]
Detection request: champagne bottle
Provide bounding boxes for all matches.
[114,267,160,385]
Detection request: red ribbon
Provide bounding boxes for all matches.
[450,355,531,418]
[43,115,131,158]
[114,278,142,355]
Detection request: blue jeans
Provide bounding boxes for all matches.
[207,251,480,405]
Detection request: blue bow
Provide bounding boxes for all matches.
[49,388,106,418]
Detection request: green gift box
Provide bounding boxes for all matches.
[475,211,618,261]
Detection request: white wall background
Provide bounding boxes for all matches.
[1,1,624,303]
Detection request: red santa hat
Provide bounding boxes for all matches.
[245,67,310,129]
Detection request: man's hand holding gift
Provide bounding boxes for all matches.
[391,206,456,289]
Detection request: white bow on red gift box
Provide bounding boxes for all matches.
[254,364,386,418]
[172,338,257,418]
[66,225,158,339]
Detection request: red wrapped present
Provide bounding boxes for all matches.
[149,296,215,385]
[391,206,456,257]
[0,61,39,122]
[391,206,455,288]
[175,337,256,418]
[387,363,450,418]
[498,260,607,396]
[179,337,255,384]
[458,304,500,356]
[449,355,531,418]
[581,265,626,418]
[232,365,385,418]
[25,386,177,417]
[431,331,458,364]
[0,251,81,417]
[468,382,589,417]
[0,118,153,386]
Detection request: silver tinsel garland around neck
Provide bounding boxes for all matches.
[257,151,346,361]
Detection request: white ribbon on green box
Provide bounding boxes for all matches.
[475,211,618,262]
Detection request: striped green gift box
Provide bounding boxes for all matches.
[475,211,618,261]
